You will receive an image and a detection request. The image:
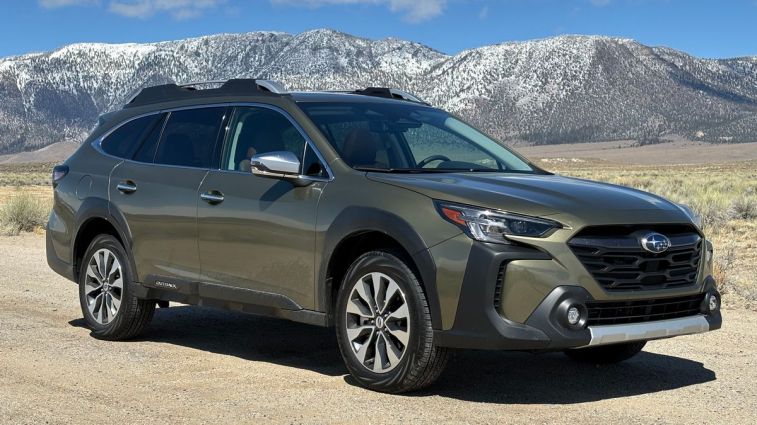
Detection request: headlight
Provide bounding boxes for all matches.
[677,203,702,229]
[435,201,563,244]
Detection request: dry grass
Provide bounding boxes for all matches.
[546,160,757,308]
[0,163,55,186]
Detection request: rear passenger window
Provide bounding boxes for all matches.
[154,108,226,168]
[101,114,163,159]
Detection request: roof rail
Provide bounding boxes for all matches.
[352,87,429,105]
[125,79,288,108]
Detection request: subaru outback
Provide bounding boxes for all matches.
[46,79,722,393]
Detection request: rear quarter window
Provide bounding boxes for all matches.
[100,114,164,159]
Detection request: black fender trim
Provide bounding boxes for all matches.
[71,197,135,280]
[317,206,441,328]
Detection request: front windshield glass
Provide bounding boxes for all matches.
[298,101,536,173]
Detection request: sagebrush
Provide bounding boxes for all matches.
[0,192,50,234]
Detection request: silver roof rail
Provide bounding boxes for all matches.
[255,80,288,94]
[178,80,288,93]
[352,87,429,105]
[178,81,227,90]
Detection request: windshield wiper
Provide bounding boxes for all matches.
[354,167,452,173]
[355,166,508,173]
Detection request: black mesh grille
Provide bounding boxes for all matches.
[493,263,505,309]
[586,293,705,326]
[568,224,702,292]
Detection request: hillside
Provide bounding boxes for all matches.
[1,29,756,154]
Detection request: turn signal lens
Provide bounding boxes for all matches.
[441,207,466,226]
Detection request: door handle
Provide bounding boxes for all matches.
[116,181,137,194]
[200,191,225,204]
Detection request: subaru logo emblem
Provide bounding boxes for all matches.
[640,232,671,254]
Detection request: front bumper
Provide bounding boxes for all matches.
[433,242,722,351]
[586,314,711,346]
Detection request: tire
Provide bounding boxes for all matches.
[564,341,646,364]
[78,234,155,340]
[335,251,449,393]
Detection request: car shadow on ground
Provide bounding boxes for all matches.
[70,305,716,403]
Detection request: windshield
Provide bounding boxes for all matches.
[298,101,537,173]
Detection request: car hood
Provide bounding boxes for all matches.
[367,172,691,228]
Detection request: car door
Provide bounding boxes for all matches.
[109,106,229,285]
[197,105,330,310]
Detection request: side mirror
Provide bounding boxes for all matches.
[251,151,301,177]
[250,151,312,187]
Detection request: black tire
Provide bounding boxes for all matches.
[78,234,155,340]
[335,251,449,393]
[564,341,646,364]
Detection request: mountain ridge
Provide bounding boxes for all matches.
[1,29,756,154]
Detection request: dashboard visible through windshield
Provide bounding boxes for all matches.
[298,101,538,173]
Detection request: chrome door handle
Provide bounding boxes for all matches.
[116,181,137,194]
[200,191,225,204]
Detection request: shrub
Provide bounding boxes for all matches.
[0,193,50,234]
[728,198,757,220]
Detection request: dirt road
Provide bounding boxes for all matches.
[1,234,755,424]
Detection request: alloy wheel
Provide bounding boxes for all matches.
[84,248,124,325]
[344,272,410,373]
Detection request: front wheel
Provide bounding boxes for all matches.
[564,341,646,364]
[335,251,449,393]
[78,234,155,340]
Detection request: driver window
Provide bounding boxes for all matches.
[224,107,306,172]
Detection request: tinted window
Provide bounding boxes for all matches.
[101,114,163,159]
[224,107,306,172]
[155,108,226,168]
[133,113,167,163]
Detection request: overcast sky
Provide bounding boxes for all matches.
[2,0,755,58]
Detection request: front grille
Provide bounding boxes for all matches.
[586,293,705,326]
[568,224,702,292]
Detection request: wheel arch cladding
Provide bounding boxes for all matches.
[73,198,134,282]
[319,207,441,329]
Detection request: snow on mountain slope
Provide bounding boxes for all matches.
[0,30,755,154]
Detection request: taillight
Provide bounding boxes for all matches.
[52,165,69,187]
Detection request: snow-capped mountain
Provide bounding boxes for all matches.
[1,29,756,154]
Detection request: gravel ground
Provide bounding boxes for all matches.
[0,233,755,424]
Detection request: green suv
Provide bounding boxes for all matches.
[46,79,721,393]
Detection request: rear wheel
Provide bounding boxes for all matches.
[564,341,646,364]
[78,234,155,340]
[335,251,448,393]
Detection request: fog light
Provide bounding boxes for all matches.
[567,306,581,325]
[708,294,719,312]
